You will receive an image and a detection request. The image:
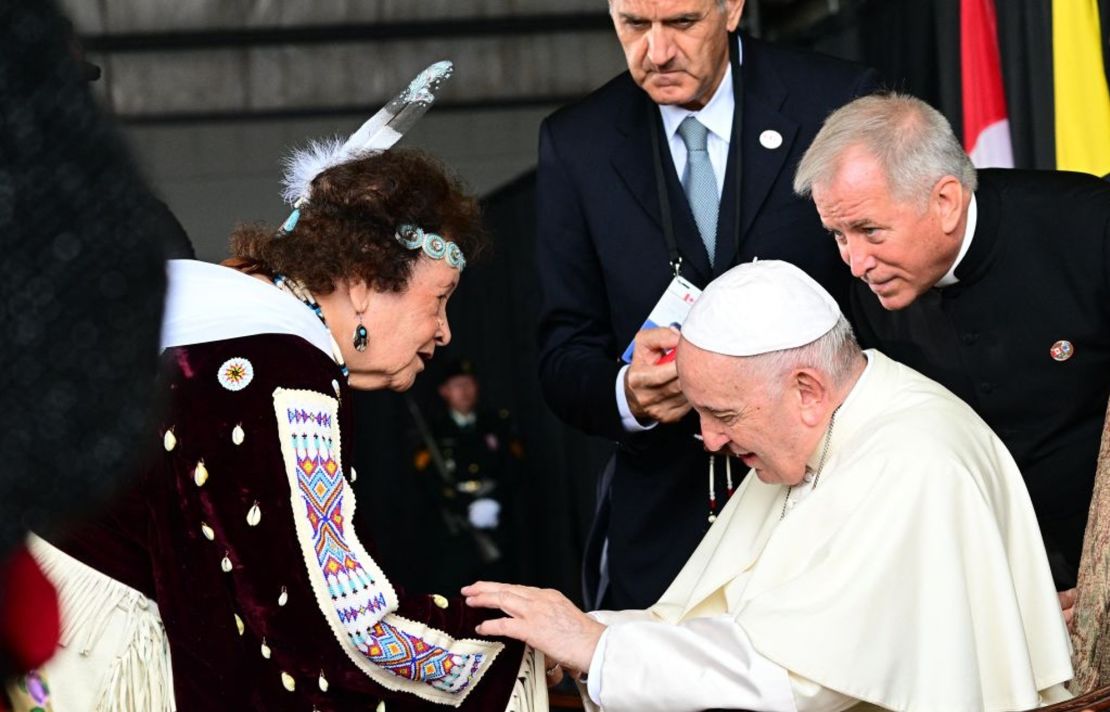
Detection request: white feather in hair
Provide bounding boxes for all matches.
[279,60,454,207]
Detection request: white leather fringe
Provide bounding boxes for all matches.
[28,535,175,712]
[504,646,548,712]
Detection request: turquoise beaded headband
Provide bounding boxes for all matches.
[279,211,466,272]
[396,224,466,271]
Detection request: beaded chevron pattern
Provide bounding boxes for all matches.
[361,620,483,695]
[274,388,501,705]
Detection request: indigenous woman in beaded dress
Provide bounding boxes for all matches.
[31,64,545,712]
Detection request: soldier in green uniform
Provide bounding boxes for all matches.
[410,359,523,592]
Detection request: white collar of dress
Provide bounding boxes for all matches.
[160,259,334,360]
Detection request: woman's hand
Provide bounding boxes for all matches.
[544,662,565,687]
[1058,587,1078,632]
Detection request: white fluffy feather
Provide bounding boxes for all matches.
[280,136,345,207]
[278,60,453,207]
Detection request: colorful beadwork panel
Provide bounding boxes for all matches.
[273,388,501,706]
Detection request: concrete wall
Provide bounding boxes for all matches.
[125,105,560,260]
[66,1,629,259]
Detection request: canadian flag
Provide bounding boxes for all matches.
[960,0,1014,168]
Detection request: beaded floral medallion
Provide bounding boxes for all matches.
[217,357,254,391]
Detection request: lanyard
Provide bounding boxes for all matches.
[648,33,744,279]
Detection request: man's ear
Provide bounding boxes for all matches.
[726,0,746,32]
[793,369,827,427]
[933,175,966,236]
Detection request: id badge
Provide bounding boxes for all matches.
[620,275,702,363]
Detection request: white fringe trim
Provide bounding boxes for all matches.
[28,535,176,712]
[503,647,548,712]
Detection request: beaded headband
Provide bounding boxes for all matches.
[396,224,466,271]
[276,61,465,271]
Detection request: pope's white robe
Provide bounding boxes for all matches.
[586,350,1073,712]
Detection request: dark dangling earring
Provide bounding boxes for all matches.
[353,313,369,352]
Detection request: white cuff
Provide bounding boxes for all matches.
[586,626,610,705]
[616,365,657,433]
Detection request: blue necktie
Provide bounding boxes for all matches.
[677,116,719,264]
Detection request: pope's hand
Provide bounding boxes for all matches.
[462,581,605,675]
[625,326,690,424]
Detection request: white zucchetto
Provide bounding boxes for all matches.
[682,260,841,356]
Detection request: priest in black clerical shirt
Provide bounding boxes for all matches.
[794,93,1110,599]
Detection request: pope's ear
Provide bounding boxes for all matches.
[793,369,827,426]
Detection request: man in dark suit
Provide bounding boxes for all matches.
[535,0,877,609]
[794,92,1110,611]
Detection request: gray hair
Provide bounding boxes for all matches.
[608,0,727,10]
[743,316,861,394]
[794,93,977,208]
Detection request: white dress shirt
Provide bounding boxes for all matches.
[658,61,735,198]
[449,409,477,429]
[617,42,742,431]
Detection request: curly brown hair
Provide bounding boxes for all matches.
[230,148,486,294]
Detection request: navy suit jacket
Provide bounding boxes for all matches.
[536,34,878,608]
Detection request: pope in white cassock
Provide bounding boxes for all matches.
[464,260,1075,711]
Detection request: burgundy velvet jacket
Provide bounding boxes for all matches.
[58,332,524,711]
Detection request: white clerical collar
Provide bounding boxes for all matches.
[659,49,737,145]
[160,259,334,359]
[935,193,978,287]
[450,409,477,429]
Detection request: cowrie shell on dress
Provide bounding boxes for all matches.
[232,424,245,445]
[194,460,209,487]
[278,586,289,607]
[234,613,245,636]
[221,552,232,572]
[318,671,329,692]
[281,672,296,692]
[376,702,386,712]
[759,129,783,149]
[432,594,449,609]
[200,522,215,541]
[261,638,271,659]
[163,429,177,451]
[246,502,261,527]
[350,467,358,483]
